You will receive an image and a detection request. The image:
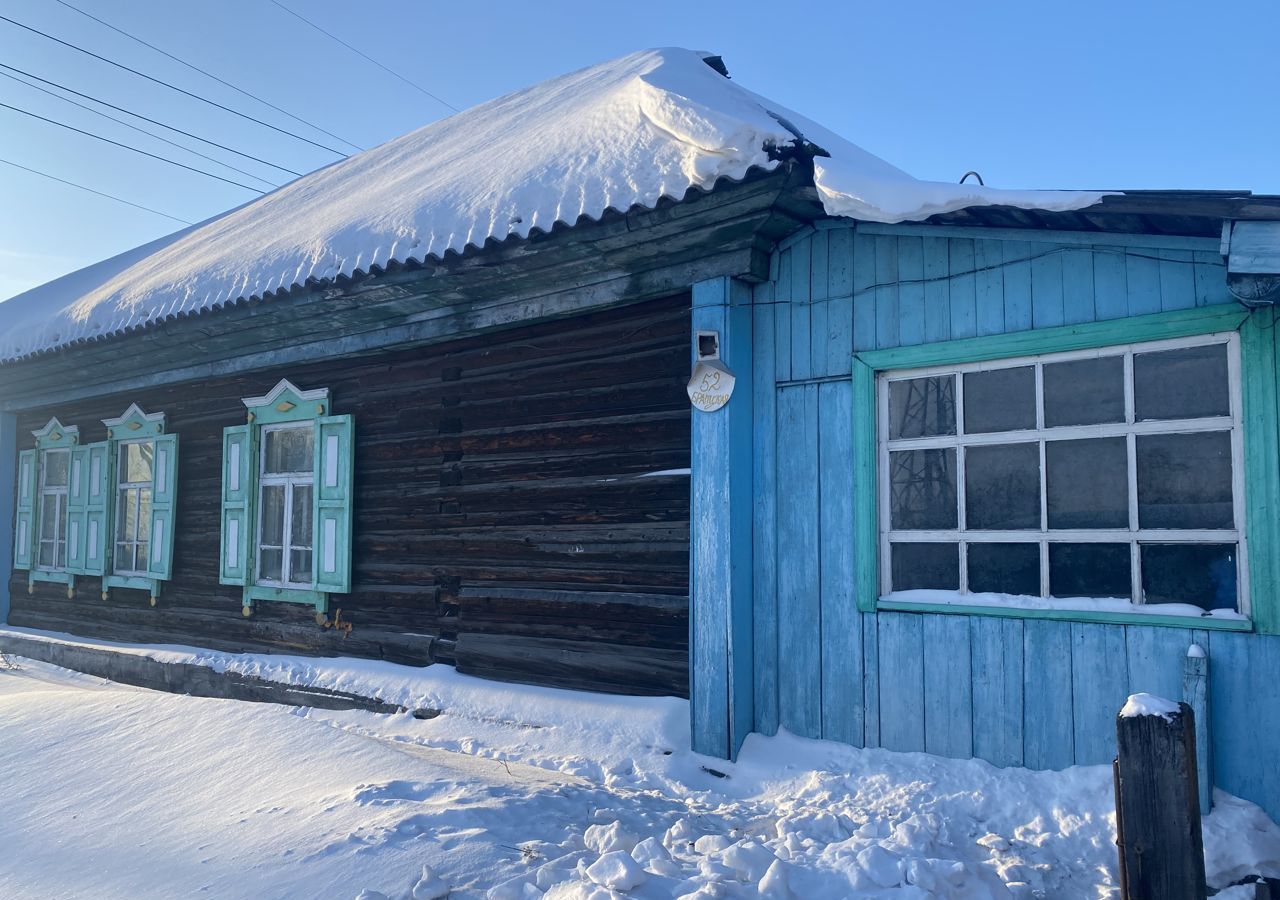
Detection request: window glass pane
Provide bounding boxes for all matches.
[964,443,1040,530]
[1049,543,1132,599]
[43,450,68,487]
[291,484,313,551]
[964,366,1035,434]
[121,442,153,484]
[118,488,137,542]
[38,539,55,569]
[1043,356,1125,427]
[1046,437,1128,529]
[967,542,1040,596]
[1134,344,1230,421]
[289,549,313,585]
[888,376,955,440]
[138,488,152,548]
[135,541,148,572]
[260,484,285,545]
[889,448,957,530]
[890,542,959,591]
[116,542,134,573]
[1136,431,1233,529]
[264,427,314,474]
[41,495,59,539]
[259,548,283,583]
[1141,543,1237,610]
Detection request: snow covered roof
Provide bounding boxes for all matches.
[0,48,1108,364]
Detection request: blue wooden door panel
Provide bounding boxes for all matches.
[1022,619,1075,770]
[751,295,780,737]
[1208,631,1280,822]
[1093,246,1128,320]
[897,236,926,347]
[1031,247,1065,329]
[852,232,877,352]
[874,235,900,349]
[1001,241,1033,332]
[970,615,1024,767]
[827,227,854,298]
[863,612,881,749]
[1194,251,1230,307]
[1069,623,1129,765]
[923,236,950,344]
[1159,249,1197,312]
[1124,625,1193,703]
[1125,249,1161,316]
[818,380,861,745]
[877,612,925,752]
[790,239,812,381]
[923,614,973,758]
[776,384,821,738]
[1060,247,1096,325]
[975,239,1005,336]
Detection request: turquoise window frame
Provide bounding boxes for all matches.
[852,302,1277,634]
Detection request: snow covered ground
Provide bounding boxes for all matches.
[1,651,1278,899]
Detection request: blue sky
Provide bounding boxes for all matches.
[1,0,1276,302]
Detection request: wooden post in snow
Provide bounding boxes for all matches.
[1183,643,1212,814]
[1114,694,1206,900]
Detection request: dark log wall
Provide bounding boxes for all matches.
[8,295,692,696]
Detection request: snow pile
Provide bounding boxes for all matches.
[0,47,1109,363]
[884,589,1248,621]
[3,639,1279,899]
[1119,692,1183,720]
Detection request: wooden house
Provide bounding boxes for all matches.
[4,48,1280,821]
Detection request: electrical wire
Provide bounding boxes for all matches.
[266,0,459,113]
[0,62,302,178]
[0,156,193,224]
[0,69,279,189]
[0,99,264,193]
[0,13,350,157]
[51,0,364,153]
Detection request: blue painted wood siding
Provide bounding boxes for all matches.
[745,222,1280,820]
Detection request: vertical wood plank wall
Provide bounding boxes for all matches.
[747,223,1280,820]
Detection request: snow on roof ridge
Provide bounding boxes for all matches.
[0,47,1109,364]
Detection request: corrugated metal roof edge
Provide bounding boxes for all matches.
[0,164,786,367]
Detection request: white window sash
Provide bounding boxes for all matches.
[876,331,1247,615]
[255,422,315,589]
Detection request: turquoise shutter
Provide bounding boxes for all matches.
[219,425,253,585]
[82,442,109,576]
[64,446,90,574]
[146,434,178,581]
[313,415,354,594]
[13,449,36,570]
[65,443,109,576]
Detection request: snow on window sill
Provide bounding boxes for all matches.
[879,589,1250,628]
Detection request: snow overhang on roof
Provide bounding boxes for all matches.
[0,47,1110,364]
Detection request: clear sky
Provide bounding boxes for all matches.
[1,0,1276,302]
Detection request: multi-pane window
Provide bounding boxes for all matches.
[878,333,1244,615]
[257,424,314,588]
[114,441,153,575]
[37,448,70,570]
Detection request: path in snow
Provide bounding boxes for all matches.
[1,656,1278,899]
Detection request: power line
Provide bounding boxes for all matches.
[266,0,459,113]
[0,156,192,224]
[52,0,364,153]
[0,13,350,157]
[0,69,279,189]
[0,62,301,178]
[0,99,264,193]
